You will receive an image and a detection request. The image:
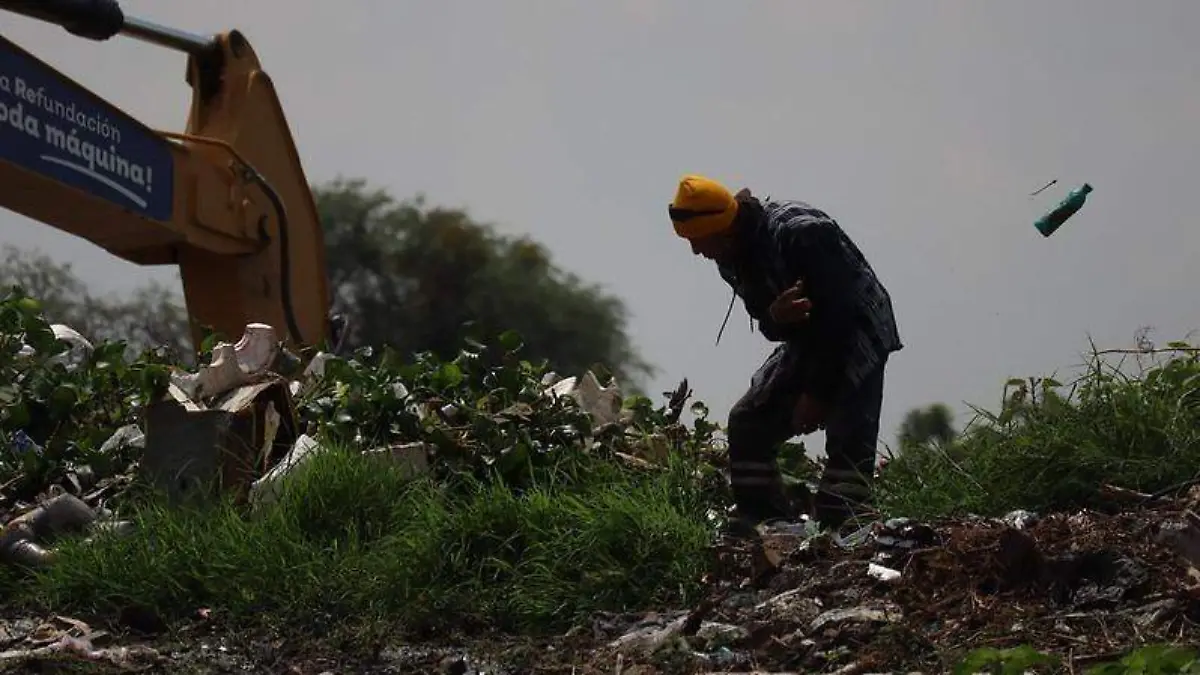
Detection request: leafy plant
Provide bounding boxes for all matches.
[954,645,1059,674]
[0,286,171,500]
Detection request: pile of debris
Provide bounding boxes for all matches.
[5,320,1200,673]
[572,493,1200,673]
[2,321,634,568]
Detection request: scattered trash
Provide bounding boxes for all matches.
[874,517,939,550]
[9,429,42,456]
[99,425,145,456]
[247,433,326,508]
[6,314,1200,672]
[0,633,160,668]
[12,323,95,368]
[544,370,623,427]
[1001,509,1040,530]
[0,493,133,567]
[598,502,1200,674]
[289,351,335,397]
[866,562,901,583]
[169,323,280,401]
[809,604,900,633]
[607,613,690,656]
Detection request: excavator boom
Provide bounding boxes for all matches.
[0,0,333,352]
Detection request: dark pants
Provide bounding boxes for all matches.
[726,348,886,529]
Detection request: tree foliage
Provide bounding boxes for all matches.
[317,178,652,387]
[0,178,653,388]
[897,402,957,448]
[0,245,191,361]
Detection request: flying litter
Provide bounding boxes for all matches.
[1032,181,1094,237]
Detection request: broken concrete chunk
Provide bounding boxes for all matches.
[171,343,246,401]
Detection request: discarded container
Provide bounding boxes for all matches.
[1034,183,1093,237]
[141,376,299,506]
[0,493,99,567]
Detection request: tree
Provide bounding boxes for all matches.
[0,244,192,361]
[897,403,957,448]
[317,178,652,386]
[1,178,654,388]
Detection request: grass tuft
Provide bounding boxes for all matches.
[8,444,715,637]
[877,345,1200,518]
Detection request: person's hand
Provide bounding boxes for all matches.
[769,280,813,324]
[792,393,829,435]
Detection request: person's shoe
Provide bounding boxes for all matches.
[815,498,878,536]
[720,515,762,540]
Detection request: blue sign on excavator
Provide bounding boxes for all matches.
[0,34,174,222]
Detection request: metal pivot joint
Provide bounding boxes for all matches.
[0,0,213,54]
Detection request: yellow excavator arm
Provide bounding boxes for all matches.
[0,0,334,353]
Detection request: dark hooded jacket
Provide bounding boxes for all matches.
[716,195,901,404]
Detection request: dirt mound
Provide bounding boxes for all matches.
[580,495,1200,673]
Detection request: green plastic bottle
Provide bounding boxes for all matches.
[1034,183,1093,237]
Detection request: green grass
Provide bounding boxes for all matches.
[2,445,716,639]
[877,345,1200,519]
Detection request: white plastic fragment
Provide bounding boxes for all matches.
[99,425,145,455]
[171,323,281,401]
[290,351,335,397]
[49,324,94,370]
[544,370,623,426]
[234,323,278,374]
[867,562,902,583]
[15,324,93,367]
[248,433,325,508]
[364,442,431,478]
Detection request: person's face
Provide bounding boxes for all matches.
[689,230,738,263]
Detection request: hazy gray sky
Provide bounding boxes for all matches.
[4,1,1198,455]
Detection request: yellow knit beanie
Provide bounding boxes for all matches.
[669,174,738,240]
